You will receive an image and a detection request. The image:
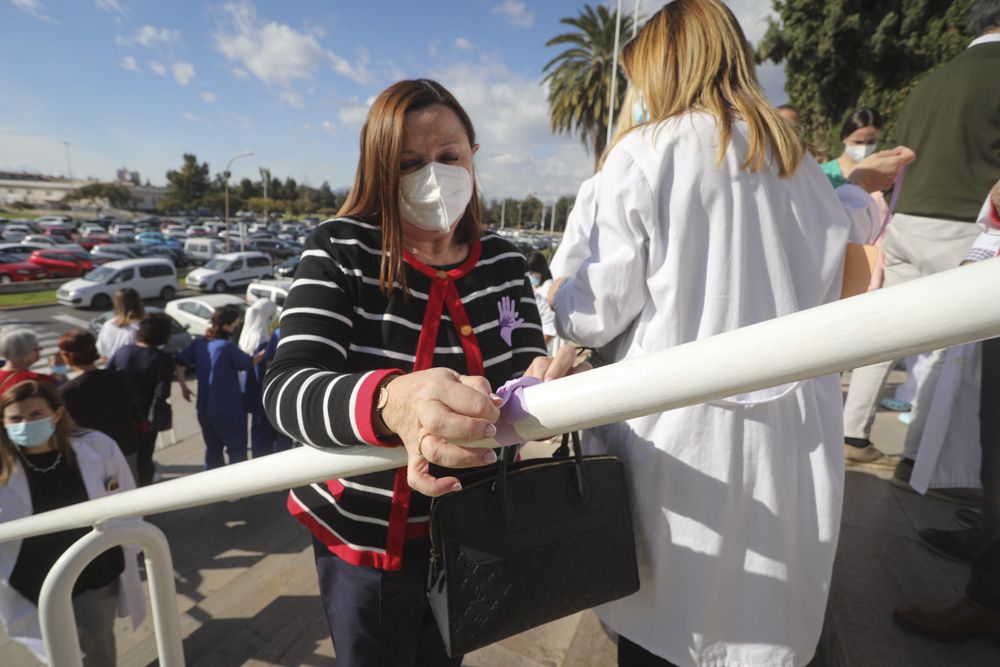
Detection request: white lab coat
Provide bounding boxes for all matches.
[0,430,146,662]
[552,112,879,666]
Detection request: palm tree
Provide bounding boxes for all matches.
[543,3,634,172]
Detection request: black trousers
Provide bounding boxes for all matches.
[967,336,1000,611]
[311,536,460,667]
[136,432,157,487]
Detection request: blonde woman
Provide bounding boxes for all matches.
[0,381,144,665]
[96,288,145,361]
[549,2,913,665]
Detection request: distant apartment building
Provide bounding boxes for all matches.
[0,171,168,211]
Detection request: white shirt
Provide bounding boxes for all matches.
[96,320,138,359]
[552,111,878,666]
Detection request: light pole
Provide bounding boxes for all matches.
[63,141,73,180]
[224,151,253,253]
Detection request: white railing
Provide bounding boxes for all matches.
[3,257,1000,665]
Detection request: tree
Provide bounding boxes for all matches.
[64,183,134,209]
[163,154,211,211]
[543,3,634,171]
[757,0,974,156]
[238,178,259,200]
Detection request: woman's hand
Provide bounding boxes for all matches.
[849,146,916,193]
[524,345,591,382]
[380,368,503,497]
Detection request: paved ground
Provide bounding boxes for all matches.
[0,369,998,665]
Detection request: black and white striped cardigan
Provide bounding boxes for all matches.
[263,216,547,570]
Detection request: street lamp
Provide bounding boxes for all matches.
[224,151,253,253]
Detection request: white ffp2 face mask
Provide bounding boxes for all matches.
[398,162,473,233]
[845,143,877,162]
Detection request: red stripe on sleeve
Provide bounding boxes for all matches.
[354,368,404,447]
[991,202,1000,228]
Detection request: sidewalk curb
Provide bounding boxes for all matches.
[0,301,59,312]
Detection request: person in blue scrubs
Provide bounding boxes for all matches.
[175,306,253,469]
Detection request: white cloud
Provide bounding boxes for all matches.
[491,1,534,28]
[429,57,592,200]
[134,24,180,49]
[95,0,125,16]
[220,111,254,130]
[428,41,441,57]
[320,120,334,132]
[181,111,200,122]
[200,91,217,103]
[12,0,53,22]
[454,37,473,51]
[279,90,305,109]
[119,55,139,72]
[231,67,250,80]
[213,1,371,89]
[149,61,167,76]
[172,61,195,86]
[337,102,369,129]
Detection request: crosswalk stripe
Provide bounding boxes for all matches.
[53,314,92,328]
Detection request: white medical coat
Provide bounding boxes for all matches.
[552,112,879,666]
[0,430,146,662]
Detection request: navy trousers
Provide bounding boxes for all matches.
[311,536,460,667]
[250,409,292,458]
[198,413,247,469]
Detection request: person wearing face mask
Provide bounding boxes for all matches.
[0,380,145,666]
[176,306,253,470]
[525,251,557,353]
[262,79,579,666]
[820,107,884,189]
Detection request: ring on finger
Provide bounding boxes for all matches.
[417,432,432,459]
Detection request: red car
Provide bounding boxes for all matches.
[0,251,48,283]
[27,249,104,278]
[79,233,112,250]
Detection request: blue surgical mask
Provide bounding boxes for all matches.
[6,417,56,448]
[51,365,70,375]
[632,91,650,124]
[529,274,541,288]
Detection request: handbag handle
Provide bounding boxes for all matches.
[491,432,590,529]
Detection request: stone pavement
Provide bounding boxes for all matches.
[1,371,998,665]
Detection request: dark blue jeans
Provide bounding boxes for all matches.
[311,536,460,667]
[250,409,292,458]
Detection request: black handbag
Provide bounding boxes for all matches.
[427,432,640,656]
[148,384,172,432]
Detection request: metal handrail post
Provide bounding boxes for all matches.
[38,520,185,667]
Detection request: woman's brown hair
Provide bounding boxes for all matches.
[205,306,241,342]
[112,287,145,328]
[0,381,77,486]
[617,0,805,177]
[58,329,99,367]
[337,79,483,294]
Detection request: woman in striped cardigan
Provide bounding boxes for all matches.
[264,79,579,666]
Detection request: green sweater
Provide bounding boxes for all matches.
[892,42,1000,222]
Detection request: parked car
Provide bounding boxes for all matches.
[247,238,299,260]
[36,215,75,229]
[133,244,194,268]
[245,278,291,308]
[57,257,178,309]
[91,244,139,261]
[165,294,248,337]
[78,233,112,250]
[274,255,300,278]
[136,231,167,245]
[0,242,47,260]
[0,251,48,283]
[185,251,273,293]
[109,223,136,238]
[21,235,63,247]
[2,224,34,242]
[28,249,104,278]
[183,238,226,264]
[80,224,107,237]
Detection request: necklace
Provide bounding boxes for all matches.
[22,451,62,473]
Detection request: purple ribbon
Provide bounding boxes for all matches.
[492,376,542,446]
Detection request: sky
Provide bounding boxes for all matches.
[0,0,785,201]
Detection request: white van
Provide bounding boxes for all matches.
[185,251,273,293]
[57,257,178,310]
[184,238,225,264]
[245,278,292,308]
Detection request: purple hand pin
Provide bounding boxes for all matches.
[497,295,525,346]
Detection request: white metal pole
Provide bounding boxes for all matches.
[632,0,641,37]
[39,521,185,667]
[500,200,506,229]
[606,0,624,149]
[3,259,1000,541]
